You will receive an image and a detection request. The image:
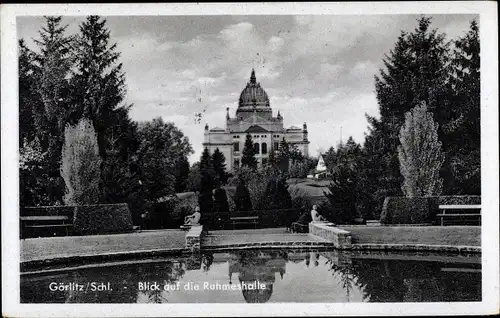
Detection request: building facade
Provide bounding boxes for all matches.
[203,69,309,171]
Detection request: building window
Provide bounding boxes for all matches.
[254,143,260,154]
[274,142,279,150]
[261,142,267,154]
[234,142,240,152]
[234,159,240,167]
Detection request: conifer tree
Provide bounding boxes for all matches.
[263,177,292,210]
[267,145,277,168]
[198,148,215,214]
[211,148,227,185]
[324,137,362,224]
[174,155,191,193]
[234,178,252,212]
[60,119,102,205]
[213,188,230,213]
[27,16,75,205]
[362,16,452,214]
[71,15,128,159]
[277,137,290,172]
[33,16,74,130]
[241,133,257,169]
[398,102,444,197]
[446,19,480,194]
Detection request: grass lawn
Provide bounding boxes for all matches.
[288,179,331,197]
[21,230,186,262]
[340,226,481,246]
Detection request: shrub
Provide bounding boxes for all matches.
[172,192,198,223]
[380,197,437,225]
[255,208,302,228]
[262,177,292,210]
[379,195,481,225]
[430,195,481,205]
[21,206,75,218]
[73,203,133,235]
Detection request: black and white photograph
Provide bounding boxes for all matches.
[2,2,498,317]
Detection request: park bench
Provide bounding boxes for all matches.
[290,222,308,233]
[436,204,481,226]
[230,216,259,230]
[21,215,73,238]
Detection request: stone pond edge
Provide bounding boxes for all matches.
[21,242,481,272]
[20,225,480,271]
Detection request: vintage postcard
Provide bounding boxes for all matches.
[1,2,498,317]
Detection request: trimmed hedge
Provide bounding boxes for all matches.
[380,197,437,225]
[430,195,481,205]
[73,203,133,235]
[21,206,75,218]
[380,195,481,225]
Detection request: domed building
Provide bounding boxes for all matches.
[203,69,310,171]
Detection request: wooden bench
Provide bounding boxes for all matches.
[290,222,308,233]
[230,216,259,230]
[436,204,481,226]
[21,215,73,238]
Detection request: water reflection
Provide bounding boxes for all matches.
[229,250,287,303]
[21,250,481,303]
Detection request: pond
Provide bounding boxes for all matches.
[21,249,481,303]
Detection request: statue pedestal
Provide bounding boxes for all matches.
[309,222,352,249]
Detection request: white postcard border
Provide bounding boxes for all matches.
[2,2,498,317]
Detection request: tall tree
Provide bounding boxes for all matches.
[19,40,48,206]
[19,40,41,143]
[199,148,216,192]
[445,19,480,194]
[322,146,337,173]
[137,118,193,203]
[398,102,444,197]
[60,119,102,205]
[362,16,452,214]
[211,148,227,186]
[186,162,201,192]
[324,137,362,224]
[213,188,230,214]
[174,155,191,193]
[241,133,257,169]
[198,148,215,214]
[71,15,127,159]
[33,16,74,130]
[266,145,277,168]
[277,137,291,172]
[263,177,292,210]
[101,108,141,201]
[234,178,252,212]
[23,16,75,206]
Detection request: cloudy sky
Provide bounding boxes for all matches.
[17,14,477,164]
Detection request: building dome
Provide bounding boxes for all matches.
[238,69,270,108]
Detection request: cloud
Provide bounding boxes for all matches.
[17,15,477,165]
